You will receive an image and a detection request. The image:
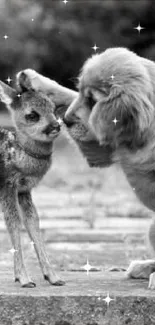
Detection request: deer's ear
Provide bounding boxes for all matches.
[0,80,16,107]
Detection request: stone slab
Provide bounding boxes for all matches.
[0,271,155,325]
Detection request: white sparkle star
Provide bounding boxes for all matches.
[9,248,18,254]
[112,117,119,125]
[110,74,115,81]
[57,117,63,125]
[31,18,34,22]
[30,241,34,246]
[17,94,21,98]
[134,23,145,34]
[92,44,100,52]
[3,35,9,40]
[81,259,93,276]
[103,292,115,307]
[6,77,12,84]
[63,0,68,4]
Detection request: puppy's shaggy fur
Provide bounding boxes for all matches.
[65,48,155,288]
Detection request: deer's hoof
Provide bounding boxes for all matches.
[44,274,65,286]
[22,282,36,288]
[52,279,66,286]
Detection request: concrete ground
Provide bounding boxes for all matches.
[0,270,154,325]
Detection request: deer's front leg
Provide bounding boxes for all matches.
[2,190,35,287]
[18,192,65,286]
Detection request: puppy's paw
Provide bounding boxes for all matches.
[126,260,155,279]
[148,272,155,289]
[16,69,39,92]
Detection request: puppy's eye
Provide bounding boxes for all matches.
[25,111,40,122]
[85,95,96,110]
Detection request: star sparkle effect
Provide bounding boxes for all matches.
[81,259,93,275]
[103,292,115,306]
[110,74,115,81]
[112,117,119,125]
[9,248,18,254]
[134,23,145,34]
[17,94,21,98]
[3,35,9,40]
[98,292,115,307]
[63,0,68,4]
[92,44,100,52]
[57,117,63,125]
[6,77,12,84]
[30,241,34,247]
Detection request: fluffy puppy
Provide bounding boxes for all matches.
[64,47,155,289]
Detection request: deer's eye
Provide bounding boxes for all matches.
[25,111,40,122]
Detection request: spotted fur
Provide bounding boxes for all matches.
[0,79,65,288]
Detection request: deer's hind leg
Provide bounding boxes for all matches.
[18,191,65,286]
[2,189,36,287]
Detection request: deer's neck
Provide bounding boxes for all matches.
[16,131,53,160]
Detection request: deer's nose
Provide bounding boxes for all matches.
[54,123,61,132]
[43,122,60,135]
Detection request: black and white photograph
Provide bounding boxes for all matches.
[0,0,155,324]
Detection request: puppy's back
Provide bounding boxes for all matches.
[140,57,155,104]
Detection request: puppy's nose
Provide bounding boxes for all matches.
[64,111,77,127]
[63,116,75,127]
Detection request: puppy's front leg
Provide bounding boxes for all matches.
[126,259,155,280]
[17,69,77,108]
[148,272,155,289]
[18,192,65,286]
[127,261,155,289]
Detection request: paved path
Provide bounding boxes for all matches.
[0,270,154,325]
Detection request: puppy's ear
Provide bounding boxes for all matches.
[89,87,154,150]
[0,80,16,108]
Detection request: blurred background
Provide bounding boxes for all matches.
[0,0,154,233]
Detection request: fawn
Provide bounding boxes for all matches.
[0,75,65,287]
